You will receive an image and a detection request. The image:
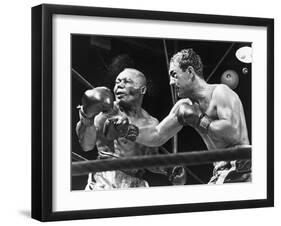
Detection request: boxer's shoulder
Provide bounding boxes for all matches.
[129,109,158,128]
[141,109,159,125]
[213,84,235,97]
[210,85,242,114]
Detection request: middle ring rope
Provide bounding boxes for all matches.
[72,145,251,176]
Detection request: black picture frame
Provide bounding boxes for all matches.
[32,4,274,222]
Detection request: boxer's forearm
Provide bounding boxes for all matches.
[76,121,97,151]
[136,126,164,147]
[137,113,182,147]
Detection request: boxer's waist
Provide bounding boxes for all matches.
[213,159,251,173]
[97,150,146,179]
[213,144,251,173]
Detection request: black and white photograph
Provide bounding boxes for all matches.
[71,35,252,191]
[31,4,274,221]
[1,0,280,225]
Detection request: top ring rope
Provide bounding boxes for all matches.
[72,68,94,89]
[72,145,251,176]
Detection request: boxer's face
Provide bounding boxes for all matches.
[114,69,145,105]
[169,62,193,98]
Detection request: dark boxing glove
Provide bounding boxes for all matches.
[176,102,201,127]
[79,87,114,125]
[177,102,212,133]
[103,116,139,141]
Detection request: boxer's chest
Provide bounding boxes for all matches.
[199,99,218,120]
[198,86,218,120]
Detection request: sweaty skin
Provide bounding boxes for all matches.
[136,99,185,147]
[76,68,172,189]
[77,68,160,158]
[136,59,249,151]
[138,49,250,184]
[93,103,160,159]
[198,84,249,150]
[137,84,249,150]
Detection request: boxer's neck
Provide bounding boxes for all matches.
[118,101,143,117]
[187,76,210,102]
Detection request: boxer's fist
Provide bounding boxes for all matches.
[103,116,139,141]
[176,102,201,127]
[168,166,187,185]
[81,87,114,118]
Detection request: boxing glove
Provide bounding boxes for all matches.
[103,116,139,141]
[176,102,201,127]
[81,87,114,118]
[167,166,187,185]
[177,102,212,132]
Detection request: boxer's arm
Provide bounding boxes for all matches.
[136,100,187,147]
[76,120,97,152]
[208,85,241,142]
[76,87,114,151]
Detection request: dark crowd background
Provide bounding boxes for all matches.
[71,34,252,190]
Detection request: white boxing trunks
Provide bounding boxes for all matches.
[85,170,149,190]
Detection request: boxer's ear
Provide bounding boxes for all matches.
[187,66,195,74]
[187,66,197,81]
[140,86,147,94]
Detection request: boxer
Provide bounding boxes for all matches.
[76,68,186,190]
[136,49,251,184]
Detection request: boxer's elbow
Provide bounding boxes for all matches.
[80,142,95,152]
[229,119,241,141]
[150,136,167,147]
[231,125,242,144]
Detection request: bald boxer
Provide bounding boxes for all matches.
[76,68,186,190]
[136,49,251,184]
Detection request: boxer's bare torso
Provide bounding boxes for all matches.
[94,103,159,159]
[136,84,249,152]
[195,84,249,150]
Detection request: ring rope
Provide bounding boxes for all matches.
[72,68,94,89]
[162,39,178,154]
[72,152,88,161]
[206,42,235,82]
[72,145,251,176]
[162,39,176,104]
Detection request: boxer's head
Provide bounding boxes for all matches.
[169,49,203,98]
[114,68,147,108]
